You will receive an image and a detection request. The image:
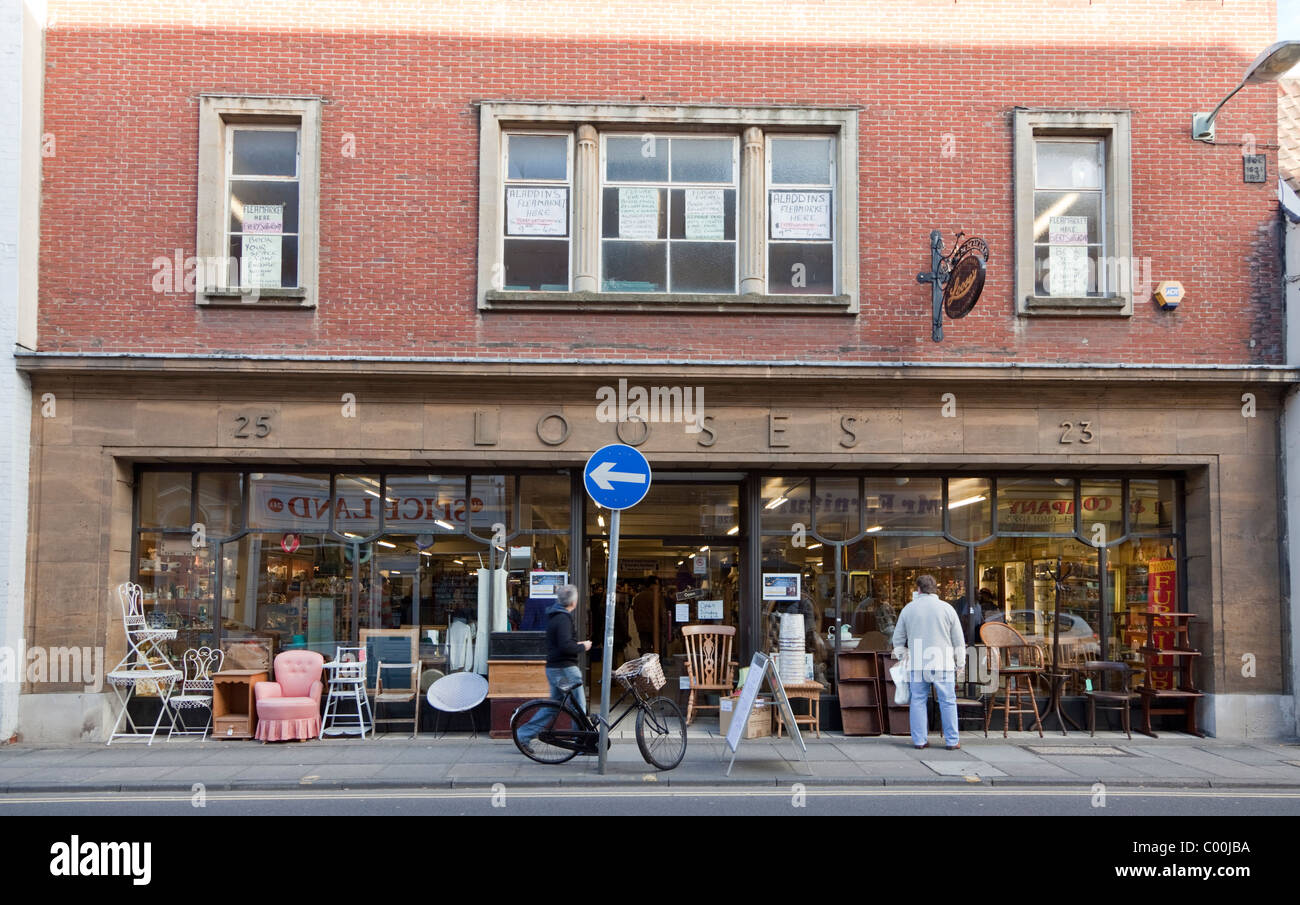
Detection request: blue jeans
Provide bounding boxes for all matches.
[909,674,959,748]
[517,665,585,746]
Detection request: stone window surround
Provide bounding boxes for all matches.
[1013,108,1134,317]
[196,94,322,309]
[477,101,859,314]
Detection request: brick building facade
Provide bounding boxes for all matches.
[12,0,1296,740]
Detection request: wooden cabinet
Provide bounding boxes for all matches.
[212,670,267,740]
[837,650,883,736]
[487,659,549,739]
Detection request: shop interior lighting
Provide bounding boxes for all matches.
[1193,40,1300,141]
[765,495,788,510]
[598,513,605,528]
[948,495,987,510]
[807,543,823,550]
[866,525,883,533]
[726,525,740,535]
[699,545,709,552]
[453,559,464,565]
[377,540,396,548]
[434,519,455,530]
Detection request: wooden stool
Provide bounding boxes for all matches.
[775,680,824,738]
[985,667,1043,738]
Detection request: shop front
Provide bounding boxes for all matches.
[13,364,1290,741]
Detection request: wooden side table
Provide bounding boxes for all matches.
[775,680,824,739]
[212,670,267,740]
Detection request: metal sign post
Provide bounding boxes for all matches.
[583,443,653,775]
[598,508,619,775]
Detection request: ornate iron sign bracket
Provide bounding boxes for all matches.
[916,229,989,342]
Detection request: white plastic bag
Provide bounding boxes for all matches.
[889,649,911,705]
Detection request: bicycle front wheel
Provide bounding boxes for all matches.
[511,699,582,764]
[635,696,687,770]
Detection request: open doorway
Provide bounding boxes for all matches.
[585,479,742,695]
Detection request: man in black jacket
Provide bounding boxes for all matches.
[517,584,590,750]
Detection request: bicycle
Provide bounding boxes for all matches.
[510,653,687,770]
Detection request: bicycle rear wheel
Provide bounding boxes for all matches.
[511,699,582,764]
[635,696,687,770]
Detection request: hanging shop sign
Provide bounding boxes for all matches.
[916,229,990,342]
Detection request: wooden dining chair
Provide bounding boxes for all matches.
[681,625,738,724]
[979,621,1045,737]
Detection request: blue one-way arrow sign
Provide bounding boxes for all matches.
[583,444,652,510]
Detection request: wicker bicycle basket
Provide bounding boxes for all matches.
[613,653,667,698]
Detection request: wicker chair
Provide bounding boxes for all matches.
[980,621,1044,737]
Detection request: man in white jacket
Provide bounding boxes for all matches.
[891,575,966,750]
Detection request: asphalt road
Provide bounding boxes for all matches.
[3,786,1299,816]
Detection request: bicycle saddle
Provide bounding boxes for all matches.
[557,680,582,694]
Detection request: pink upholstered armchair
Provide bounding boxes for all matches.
[255,650,325,742]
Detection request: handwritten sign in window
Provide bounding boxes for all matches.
[506,187,568,236]
[770,191,831,240]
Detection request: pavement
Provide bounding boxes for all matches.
[3,723,1299,792]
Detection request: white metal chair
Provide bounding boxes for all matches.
[167,647,225,739]
[426,672,489,737]
[107,581,181,745]
[320,646,373,738]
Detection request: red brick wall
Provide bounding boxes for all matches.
[36,0,1283,363]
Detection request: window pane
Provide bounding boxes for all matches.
[670,137,733,183]
[810,477,860,542]
[1080,479,1123,544]
[602,187,666,239]
[602,241,667,292]
[506,134,567,180]
[605,135,669,182]
[139,472,191,528]
[864,478,943,531]
[248,473,330,531]
[232,129,297,177]
[135,532,216,660]
[771,137,832,184]
[670,188,735,240]
[761,477,809,534]
[1035,140,1103,189]
[1129,479,1176,533]
[503,239,569,291]
[197,472,244,538]
[768,242,834,294]
[229,235,298,289]
[1032,191,1101,242]
[333,475,382,536]
[997,478,1076,534]
[229,181,300,234]
[669,242,735,293]
[519,474,571,532]
[948,477,992,542]
[1035,245,1100,296]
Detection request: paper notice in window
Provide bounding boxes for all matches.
[243,204,283,235]
[241,234,282,288]
[769,191,831,240]
[1048,215,1088,245]
[1049,245,1089,296]
[675,603,690,623]
[618,187,660,239]
[505,186,568,236]
[684,188,725,240]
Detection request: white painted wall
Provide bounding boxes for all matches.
[0,0,41,742]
